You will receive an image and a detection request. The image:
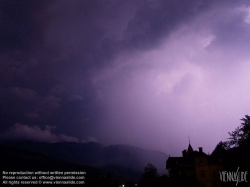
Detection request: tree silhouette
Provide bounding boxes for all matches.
[139,163,159,187]
[228,115,250,147]
[211,141,229,157]
[212,115,250,172]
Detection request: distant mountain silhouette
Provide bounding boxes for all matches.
[0,144,121,186]
[103,144,168,174]
[0,142,141,187]
[1,141,168,181]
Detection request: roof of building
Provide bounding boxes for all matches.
[166,143,208,169]
[187,143,193,153]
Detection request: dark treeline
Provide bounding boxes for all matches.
[212,115,250,171]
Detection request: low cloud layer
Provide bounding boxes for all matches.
[0,123,97,143]
[0,123,78,143]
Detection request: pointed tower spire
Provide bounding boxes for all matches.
[187,136,193,153]
[188,143,193,153]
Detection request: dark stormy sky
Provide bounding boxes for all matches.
[1,0,250,156]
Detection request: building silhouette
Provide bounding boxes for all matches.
[166,143,223,187]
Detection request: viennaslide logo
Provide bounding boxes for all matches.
[219,167,248,186]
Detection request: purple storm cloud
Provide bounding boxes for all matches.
[0,0,250,156]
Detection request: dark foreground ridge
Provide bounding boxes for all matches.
[0,141,168,179]
[0,144,136,187]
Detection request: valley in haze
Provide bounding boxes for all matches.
[1,141,168,183]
